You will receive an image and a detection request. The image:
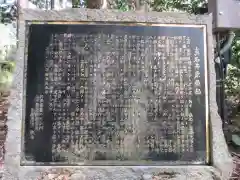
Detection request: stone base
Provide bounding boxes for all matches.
[3,165,223,180]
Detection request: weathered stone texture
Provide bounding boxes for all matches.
[3,8,233,180]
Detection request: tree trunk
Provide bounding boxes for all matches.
[86,0,107,9]
[134,0,152,11]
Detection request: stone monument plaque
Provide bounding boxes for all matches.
[22,22,209,166]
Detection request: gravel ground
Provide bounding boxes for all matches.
[231,152,240,179]
[0,92,9,179]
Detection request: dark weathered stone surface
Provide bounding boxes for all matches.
[3,8,233,179]
[23,23,208,165]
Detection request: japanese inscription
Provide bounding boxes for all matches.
[22,23,209,165]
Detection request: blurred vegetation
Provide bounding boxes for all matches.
[0,45,16,94]
[0,0,16,95]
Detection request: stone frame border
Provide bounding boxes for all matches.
[3,8,233,180]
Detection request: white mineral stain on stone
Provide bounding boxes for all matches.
[142,174,152,180]
[70,172,86,180]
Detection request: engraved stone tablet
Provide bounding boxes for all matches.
[22,22,209,165]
